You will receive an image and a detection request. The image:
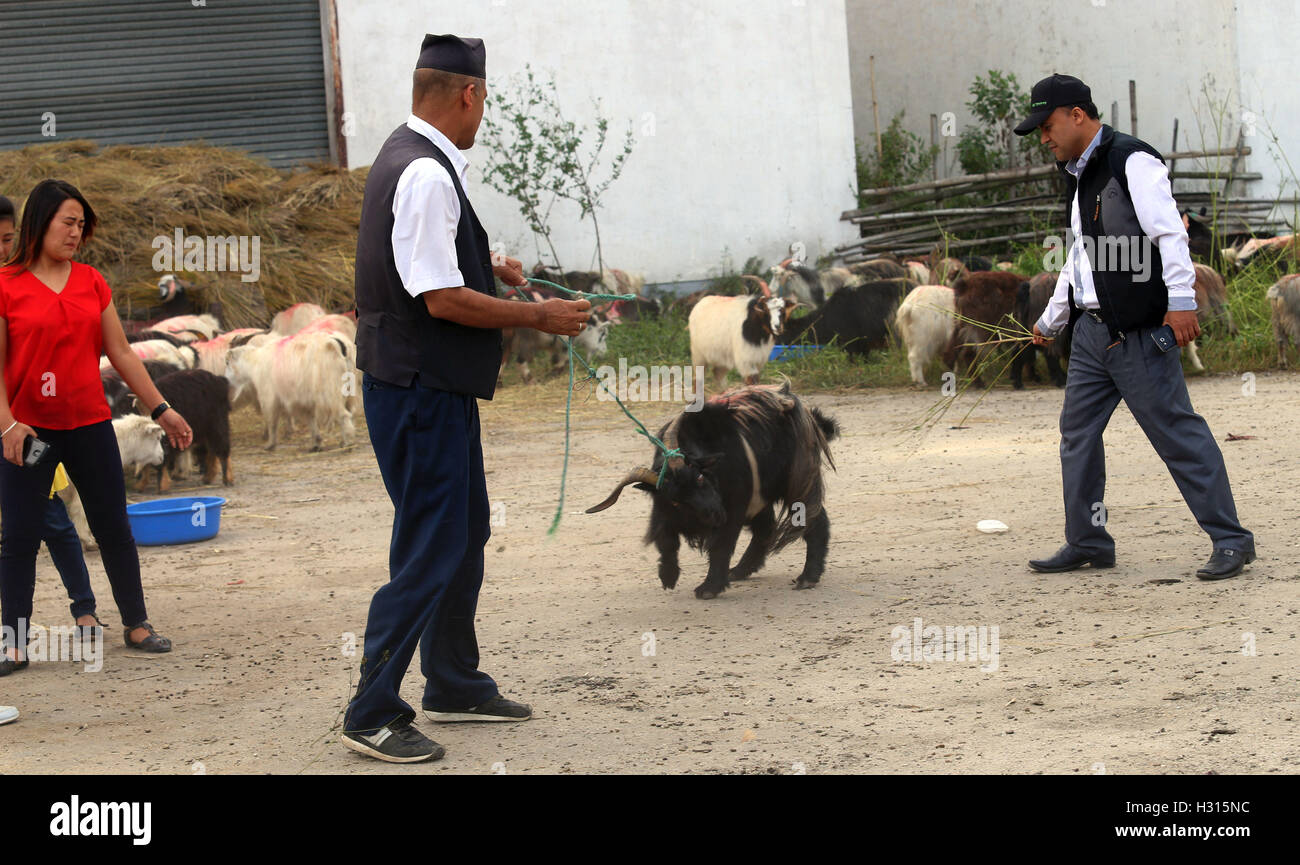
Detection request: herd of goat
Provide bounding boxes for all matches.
[74,247,1300,554]
[520,248,1300,395]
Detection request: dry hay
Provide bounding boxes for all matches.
[0,140,367,329]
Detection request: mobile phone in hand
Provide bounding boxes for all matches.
[22,435,51,468]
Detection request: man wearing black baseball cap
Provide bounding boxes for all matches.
[1017,73,1255,582]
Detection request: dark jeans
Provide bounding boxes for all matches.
[43,495,96,619]
[1058,313,1253,555]
[344,374,497,736]
[1,419,147,650]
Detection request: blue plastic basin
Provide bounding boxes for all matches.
[127,496,227,545]
[769,344,823,362]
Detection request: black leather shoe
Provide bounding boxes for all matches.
[1196,546,1256,581]
[0,657,29,677]
[1028,545,1116,573]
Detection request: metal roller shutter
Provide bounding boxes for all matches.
[0,0,332,168]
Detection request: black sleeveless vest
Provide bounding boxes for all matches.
[1062,125,1171,340]
[354,123,502,398]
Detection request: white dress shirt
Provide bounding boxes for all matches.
[1037,128,1198,336]
[391,114,470,298]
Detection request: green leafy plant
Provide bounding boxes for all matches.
[706,251,767,296]
[479,65,634,276]
[856,111,938,198]
[956,70,1043,175]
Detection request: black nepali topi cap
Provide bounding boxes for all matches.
[416,34,486,78]
[1014,73,1092,135]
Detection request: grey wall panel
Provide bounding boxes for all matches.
[0,0,331,168]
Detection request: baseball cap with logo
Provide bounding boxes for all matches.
[1014,73,1092,135]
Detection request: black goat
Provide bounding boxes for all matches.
[1011,272,1068,389]
[134,368,233,491]
[586,382,839,599]
[847,258,907,281]
[101,359,184,417]
[781,278,911,360]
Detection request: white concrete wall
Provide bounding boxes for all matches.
[844,0,1294,197]
[1234,0,1300,212]
[336,0,859,284]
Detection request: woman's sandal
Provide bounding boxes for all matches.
[124,622,172,654]
[76,614,104,643]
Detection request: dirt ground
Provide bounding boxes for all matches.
[1,369,1296,775]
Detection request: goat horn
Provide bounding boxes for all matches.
[739,274,771,298]
[662,414,686,470]
[586,467,660,513]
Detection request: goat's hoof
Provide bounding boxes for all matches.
[694,583,727,599]
[727,568,754,581]
[792,577,820,590]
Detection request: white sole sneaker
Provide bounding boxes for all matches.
[0,707,17,726]
[341,732,443,763]
[423,708,530,723]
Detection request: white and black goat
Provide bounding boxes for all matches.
[688,294,794,389]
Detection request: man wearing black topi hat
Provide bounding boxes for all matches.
[344,34,591,763]
[1018,74,1254,582]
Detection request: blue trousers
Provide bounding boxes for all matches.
[1058,313,1253,555]
[43,496,96,620]
[344,374,498,735]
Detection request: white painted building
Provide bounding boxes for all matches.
[6,1,1287,286]
[845,0,1300,204]
[335,0,860,285]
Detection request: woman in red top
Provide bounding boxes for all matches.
[0,179,192,675]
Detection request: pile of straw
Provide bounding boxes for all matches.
[0,140,366,328]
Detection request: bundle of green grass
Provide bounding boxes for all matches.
[0,140,366,328]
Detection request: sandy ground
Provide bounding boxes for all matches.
[0,368,1296,775]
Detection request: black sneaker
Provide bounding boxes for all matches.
[424,695,532,723]
[342,719,446,763]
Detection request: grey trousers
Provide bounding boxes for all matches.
[1058,313,1252,555]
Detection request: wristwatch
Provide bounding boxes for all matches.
[151,401,171,421]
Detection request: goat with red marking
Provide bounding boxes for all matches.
[270,302,327,336]
[225,331,356,451]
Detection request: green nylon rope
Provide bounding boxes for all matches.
[512,277,685,534]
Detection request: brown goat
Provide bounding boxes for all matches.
[1192,263,1235,334]
[942,270,1027,387]
[1267,274,1300,367]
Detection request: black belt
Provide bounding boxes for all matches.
[1084,308,1105,323]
